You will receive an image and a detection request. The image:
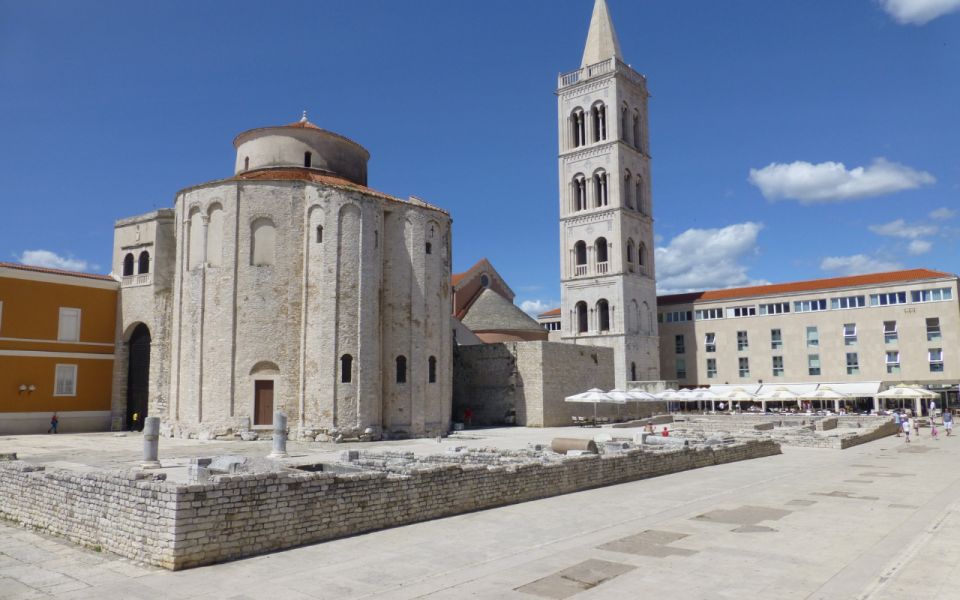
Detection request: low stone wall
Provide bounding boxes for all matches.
[838,419,900,449]
[0,440,780,570]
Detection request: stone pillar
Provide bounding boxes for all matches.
[268,411,288,458]
[141,416,161,469]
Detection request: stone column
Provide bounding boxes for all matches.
[141,416,161,469]
[268,411,288,458]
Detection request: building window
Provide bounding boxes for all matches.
[54,364,77,396]
[728,305,757,318]
[626,239,635,268]
[304,151,312,168]
[137,251,150,275]
[912,288,953,302]
[591,103,607,142]
[623,171,633,208]
[846,352,860,375]
[843,323,857,346]
[244,156,250,170]
[886,351,901,374]
[207,204,224,267]
[808,354,821,376]
[426,242,432,254]
[316,225,323,243]
[428,356,437,383]
[396,356,407,384]
[676,358,687,379]
[251,218,276,266]
[883,320,898,344]
[638,243,647,268]
[704,332,716,353]
[870,291,907,306]
[595,237,608,267]
[675,334,685,354]
[340,354,353,383]
[695,308,723,320]
[636,177,645,215]
[738,357,750,378]
[631,362,637,381]
[794,299,827,312]
[480,274,490,287]
[58,307,81,342]
[593,171,608,207]
[573,175,587,211]
[929,348,944,372]
[773,356,784,377]
[759,302,789,315]
[571,109,586,148]
[831,295,865,309]
[771,329,783,350]
[706,358,717,379]
[576,302,588,333]
[574,241,588,276]
[806,326,819,348]
[737,330,749,351]
[927,317,942,342]
[597,299,610,332]
[661,310,693,323]
[122,253,135,277]
[633,110,641,151]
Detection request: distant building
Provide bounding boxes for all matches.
[452,259,547,344]
[0,263,117,434]
[656,269,960,408]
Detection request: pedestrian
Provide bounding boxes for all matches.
[931,420,939,440]
[48,412,58,434]
[893,411,902,437]
[914,416,921,437]
[930,399,937,416]
[902,416,911,442]
[661,426,669,437]
[944,411,954,437]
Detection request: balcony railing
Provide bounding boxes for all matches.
[574,264,588,276]
[558,58,647,88]
[122,273,152,288]
[596,261,609,274]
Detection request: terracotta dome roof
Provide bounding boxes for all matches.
[283,118,323,131]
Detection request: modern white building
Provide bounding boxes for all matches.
[111,115,453,440]
[656,269,960,409]
[556,0,660,387]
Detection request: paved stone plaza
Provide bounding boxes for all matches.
[1,428,959,598]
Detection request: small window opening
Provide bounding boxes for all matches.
[316,225,323,243]
[425,242,432,254]
[122,253,135,277]
[428,356,437,383]
[396,356,407,384]
[340,354,353,383]
[137,251,150,274]
[244,156,250,170]
[304,151,312,168]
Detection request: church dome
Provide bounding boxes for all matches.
[233,113,370,185]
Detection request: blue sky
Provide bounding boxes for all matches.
[1,0,958,314]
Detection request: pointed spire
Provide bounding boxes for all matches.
[581,0,623,68]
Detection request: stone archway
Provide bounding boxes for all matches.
[126,323,151,431]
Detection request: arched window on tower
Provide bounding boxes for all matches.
[304,151,312,168]
[624,170,633,208]
[426,242,432,254]
[428,356,437,383]
[633,110,641,152]
[122,253,134,277]
[251,218,276,266]
[244,156,250,170]
[591,103,607,142]
[396,356,407,384]
[631,362,637,381]
[636,176,645,215]
[571,108,586,148]
[638,242,648,274]
[316,225,323,243]
[572,174,587,211]
[340,354,353,383]
[574,241,587,276]
[593,170,608,207]
[626,239,636,271]
[576,301,588,334]
[595,237,608,273]
[597,299,610,332]
[137,251,150,275]
[621,103,629,143]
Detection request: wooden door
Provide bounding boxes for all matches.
[254,380,274,426]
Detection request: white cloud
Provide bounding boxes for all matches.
[655,222,768,294]
[878,0,960,25]
[868,218,939,239]
[820,254,902,275]
[519,299,558,318]
[17,250,92,272]
[748,158,935,204]
[930,207,957,220]
[908,240,932,255]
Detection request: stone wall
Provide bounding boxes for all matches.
[0,440,780,570]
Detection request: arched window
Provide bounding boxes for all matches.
[122,253,134,277]
[244,156,250,170]
[137,251,150,275]
[426,242,432,255]
[207,204,224,267]
[574,241,587,276]
[595,237,608,265]
[633,110,641,151]
[571,108,586,148]
[597,299,610,332]
[316,225,323,243]
[591,103,606,142]
[621,104,629,143]
[636,177,644,215]
[304,151,312,168]
[631,362,637,381]
[576,301,588,333]
[396,356,407,384]
[251,218,276,266]
[629,299,640,333]
[480,274,490,287]
[572,174,587,211]
[428,356,437,383]
[638,242,647,268]
[340,354,353,383]
[187,208,203,270]
[626,239,635,266]
[593,170,608,207]
[624,170,633,208]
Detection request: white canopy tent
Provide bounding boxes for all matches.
[799,386,850,412]
[756,386,802,412]
[564,388,611,423]
[876,384,938,414]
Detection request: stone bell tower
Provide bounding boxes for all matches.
[557,0,660,387]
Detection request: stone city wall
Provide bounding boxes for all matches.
[0,440,779,570]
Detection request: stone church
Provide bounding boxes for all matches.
[110,116,453,440]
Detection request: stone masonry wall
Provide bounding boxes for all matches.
[0,440,779,570]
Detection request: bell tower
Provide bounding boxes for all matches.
[557,0,660,387]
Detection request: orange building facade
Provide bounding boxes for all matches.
[0,263,118,434]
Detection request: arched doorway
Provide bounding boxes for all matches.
[126,323,151,431]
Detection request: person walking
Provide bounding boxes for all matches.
[944,411,954,437]
[931,419,939,440]
[893,411,902,437]
[914,415,921,437]
[903,416,911,442]
[47,412,58,434]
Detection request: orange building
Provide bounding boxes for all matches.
[0,263,118,434]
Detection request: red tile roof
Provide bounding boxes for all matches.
[538,308,561,318]
[0,262,115,282]
[284,119,323,130]
[451,258,492,287]
[657,269,955,306]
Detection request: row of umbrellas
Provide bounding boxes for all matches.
[566,384,939,417]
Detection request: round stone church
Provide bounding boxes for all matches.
[111,115,452,440]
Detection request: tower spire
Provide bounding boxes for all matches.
[581,0,623,68]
